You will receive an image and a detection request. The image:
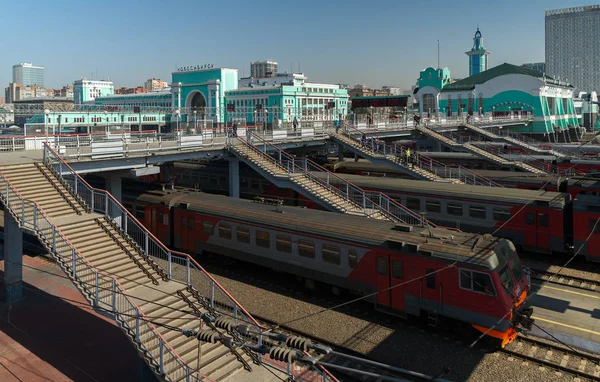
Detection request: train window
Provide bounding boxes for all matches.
[447,203,463,216]
[236,227,250,243]
[459,269,495,295]
[392,260,403,279]
[425,268,435,289]
[499,264,514,294]
[218,223,231,239]
[134,207,145,220]
[256,231,271,248]
[158,212,164,225]
[322,245,341,265]
[189,217,195,231]
[348,250,358,269]
[181,216,187,229]
[459,270,471,289]
[203,221,214,235]
[405,244,418,254]
[377,257,388,275]
[276,235,292,253]
[525,212,535,225]
[407,198,420,210]
[151,209,157,222]
[590,219,600,234]
[426,201,441,213]
[469,206,486,219]
[493,209,511,221]
[538,214,548,227]
[298,240,315,258]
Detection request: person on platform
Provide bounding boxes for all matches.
[293,117,298,133]
[405,148,412,167]
[361,133,367,148]
[232,121,238,137]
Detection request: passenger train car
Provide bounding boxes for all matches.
[129,189,533,347]
[159,161,600,261]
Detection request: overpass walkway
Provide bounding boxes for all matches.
[228,132,430,226]
[330,124,501,187]
[416,123,547,174]
[0,144,329,381]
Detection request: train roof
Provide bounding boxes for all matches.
[137,190,509,270]
[314,173,568,208]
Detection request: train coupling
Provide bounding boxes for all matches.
[514,306,534,331]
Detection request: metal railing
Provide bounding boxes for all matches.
[340,124,502,187]
[471,142,552,173]
[494,128,581,159]
[232,131,433,227]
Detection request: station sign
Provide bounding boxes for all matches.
[177,64,215,72]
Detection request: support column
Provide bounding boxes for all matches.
[228,158,240,198]
[4,211,23,303]
[337,143,344,161]
[106,176,122,204]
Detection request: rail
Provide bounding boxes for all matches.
[236,131,433,227]
[342,124,502,187]
[0,169,195,381]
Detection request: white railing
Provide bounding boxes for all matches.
[233,132,432,227]
[41,142,334,381]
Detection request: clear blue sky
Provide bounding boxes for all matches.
[0,0,594,91]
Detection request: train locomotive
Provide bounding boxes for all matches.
[128,189,533,347]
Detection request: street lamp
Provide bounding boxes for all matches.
[104,110,108,134]
[44,109,50,138]
[175,109,180,131]
[193,110,197,134]
[492,106,495,119]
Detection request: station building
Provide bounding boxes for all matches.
[415,62,583,136]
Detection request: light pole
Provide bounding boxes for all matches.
[193,110,197,134]
[104,110,108,134]
[509,106,512,119]
[492,106,495,119]
[175,109,180,132]
[479,107,482,117]
[44,109,50,138]
[369,106,373,126]
[264,109,269,132]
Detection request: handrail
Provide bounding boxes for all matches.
[474,142,553,173]
[341,123,502,187]
[238,131,434,227]
[42,142,263,330]
[0,169,190,380]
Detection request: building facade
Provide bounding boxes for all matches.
[250,60,277,79]
[546,6,600,92]
[12,63,44,87]
[465,28,490,77]
[521,62,546,74]
[73,79,114,104]
[415,63,581,135]
[144,78,168,91]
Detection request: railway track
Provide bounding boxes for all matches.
[530,269,600,292]
[500,335,600,381]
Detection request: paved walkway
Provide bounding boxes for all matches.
[0,255,145,382]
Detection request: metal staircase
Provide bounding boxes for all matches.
[469,142,552,175]
[493,128,580,159]
[0,144,329,381]
[332,125,501,187]
[463,123,548,155]
[417,123,548,174]
[228,132,431,227]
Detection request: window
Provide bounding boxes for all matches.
[298,240,315,258]
[322,245,341,265]
[590,219,600,234]
[447,203,463,216]
[525,212,535,225]
[203,220,214,235]
[392,260,403,279]
[539,213,548,227]
[348,250,358,268]
[152,209,157,222]
[256,231,270,248]
[377,257,388,275]
[469,206,486,219]
[407,198,421,210]
[218,223,231,239]
[493,208,510,221]
[236,227,250,243]
[426,201,441,213]
[499,264,514,294]
[276,235,292,253]
[426,268,436,289]
[460,269,495,295]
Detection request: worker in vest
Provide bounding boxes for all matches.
[405,148,411,167]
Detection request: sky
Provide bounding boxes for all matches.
[0,0,595,91]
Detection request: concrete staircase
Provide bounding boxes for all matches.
[229,141,390,220]
[0,162,256,381]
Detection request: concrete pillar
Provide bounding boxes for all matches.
[229,158,240,198]
[4,211,23,303]
[337,143,344,161]
[106,177,122,204]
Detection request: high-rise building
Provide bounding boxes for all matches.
[73,79,114,104]
[250,60,277,78]
[144,78,168,91]
[521,62,546,74]
[465,27,490,77]
[12,62,44,87]
[546,5,600,92]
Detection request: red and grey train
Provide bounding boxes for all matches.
[157,161,600,261]
[128,189,533,347]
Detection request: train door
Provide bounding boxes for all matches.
[523,210,537,248]
[180,212,189,251]
[149,207,159,236]
[537,211,550,251]
[374,253,405,313]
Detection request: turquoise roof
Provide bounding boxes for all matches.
[441,63,572,92]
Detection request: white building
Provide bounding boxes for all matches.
[239,72,307,87]
[545,6,600,92]
[250,60,278,78]
[12,62,44,87]
[144,78,169,91]
[73,79,114,104]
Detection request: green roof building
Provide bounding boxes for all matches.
[415,62,586,136]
